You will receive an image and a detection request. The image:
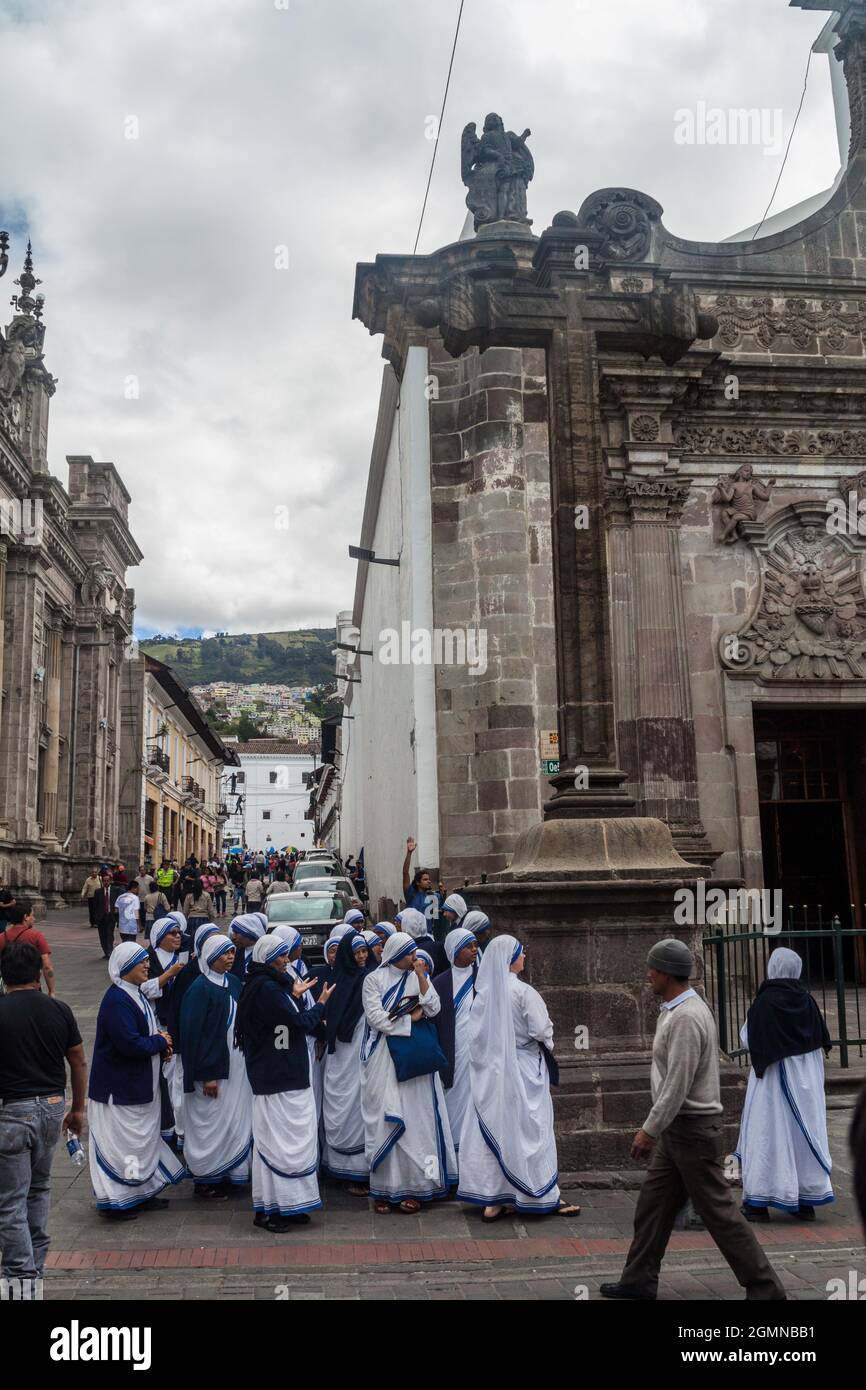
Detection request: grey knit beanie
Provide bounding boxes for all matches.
[647,938,694,977]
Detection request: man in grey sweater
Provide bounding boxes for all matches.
[601,938,786,1301]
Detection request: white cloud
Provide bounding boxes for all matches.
[0,0,839,633]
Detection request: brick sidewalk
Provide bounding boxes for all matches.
[29,907,866,1301]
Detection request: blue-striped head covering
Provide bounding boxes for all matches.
[230,913,266,944]
[350,934,368,954]
[381,932,417,968]
[150,917,180,950]
[270,924,303,954]
[203,934,235,968]
[253,935,291,966]
[343,908,365,927]
[194,923,220,957]
[445,928,477,965]
[415,949,434,974]
[510,939,524,964]
[373,921,396,940]
[109,942,149,985]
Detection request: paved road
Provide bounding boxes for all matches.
[27,907,866,1301]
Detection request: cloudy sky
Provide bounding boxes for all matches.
[0,0,841,636]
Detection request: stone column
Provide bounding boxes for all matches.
[0,544,6,840]
[605,477,715,865]
[40,624,62,843]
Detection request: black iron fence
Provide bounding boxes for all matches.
[702,908,866,1069]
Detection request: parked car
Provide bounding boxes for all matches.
[298,875,364,910]
[306,849,343,866]
[265,890,352,968]
[292,860,341,885]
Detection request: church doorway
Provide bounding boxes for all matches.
[754,708,865,981]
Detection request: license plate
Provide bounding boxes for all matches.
[303,934,324,946]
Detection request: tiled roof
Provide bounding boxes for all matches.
[232,740,318,755]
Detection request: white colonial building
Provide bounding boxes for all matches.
[222,738,317,853]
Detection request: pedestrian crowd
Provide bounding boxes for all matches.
[2,837,866,1302]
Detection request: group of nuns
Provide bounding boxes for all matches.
[86,896,579,1230]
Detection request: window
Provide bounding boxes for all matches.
[236,771,245,784]
[262,810,271,820]
[269,771,278,784]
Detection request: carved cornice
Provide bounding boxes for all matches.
[704,292,866,352]
[674,422,866,456]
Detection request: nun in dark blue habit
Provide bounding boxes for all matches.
[236,935,334,1232]
[321,932,375,1191]
[179,934,253,1198]
[141,917,187,1143]
[87,943,185,1219]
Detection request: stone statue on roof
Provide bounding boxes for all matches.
[461,114,534,231]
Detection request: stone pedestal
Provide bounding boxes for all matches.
[468,817,745,1175]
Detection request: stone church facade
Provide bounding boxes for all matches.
[0,236,141,907]
[350,0,866,1164]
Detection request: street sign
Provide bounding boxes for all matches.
[540,730,559,760]
[541,759,560,775]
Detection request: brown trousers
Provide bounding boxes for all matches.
[620,1114,785,1299]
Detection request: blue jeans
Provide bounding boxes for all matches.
[0,1095,65,1282]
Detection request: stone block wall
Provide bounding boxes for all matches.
[427,341,557,885]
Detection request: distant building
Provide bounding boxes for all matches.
[0,237,142,907]
[118,655,237,867]
[222,738,318,853]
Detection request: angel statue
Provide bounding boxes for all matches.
[461,114,534,231]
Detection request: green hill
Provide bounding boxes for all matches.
[139,629,337,688]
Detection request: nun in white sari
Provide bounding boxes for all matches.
[435,927,479,1154]
[179,934,253,1194]
[360,932,457,1212]
[736,947,833,1220]
[457,934,577,1220]
[88,943,186,1217]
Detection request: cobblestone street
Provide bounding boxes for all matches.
[37,909,866,1302]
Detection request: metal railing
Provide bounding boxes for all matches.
[702,907,866,1069]
[146,743,170,773]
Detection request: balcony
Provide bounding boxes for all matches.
[182,776,206,808]
[146,743,170,783]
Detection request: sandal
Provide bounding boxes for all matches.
[373,1200,392,1215]
[398,1199,422,1214]
[557,1201,581,1217]
[481,1205,509,1223]
[347,1183,369,1197]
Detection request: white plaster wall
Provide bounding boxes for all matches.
[225,752,315,853]
[340,349,434,912]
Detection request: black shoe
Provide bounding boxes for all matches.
[741,1204,770,1223]
[253,1212,270,1229]
[194,1184,229,1201]
[795,1204,816,1221]
[138,1196,170,1212]
[599,1281,656,1301]
[266,1213,311,1233]
[102,1208,138,1222]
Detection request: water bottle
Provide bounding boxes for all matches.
[65,1131,86,1167]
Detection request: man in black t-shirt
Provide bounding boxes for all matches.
[0,944,87,1297]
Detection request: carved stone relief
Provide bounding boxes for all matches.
[721,523,866,680]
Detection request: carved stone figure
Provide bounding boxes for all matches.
[0,335,26,402]
[721,526,866,680]
[461,114,534,230]
[713,463,776,543]
[81,564,113,608]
